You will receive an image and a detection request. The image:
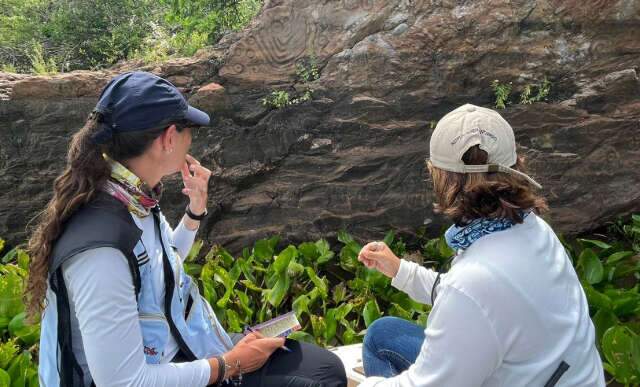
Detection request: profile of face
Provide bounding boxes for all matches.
[154,124,193,176]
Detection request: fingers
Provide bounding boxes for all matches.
[252,330,265,339]
[181,162,191,180]
[240,332,260,343]
[361,250,389,261]
[361,241,386,254]
[259,337,286,351]
[359,242,383,260]
[359,256,376,269]
[185,154,200,165]
[186,159,212,180]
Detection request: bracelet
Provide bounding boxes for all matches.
[230,359,243,387]
[185,204,207,221]
[213,355,225,386]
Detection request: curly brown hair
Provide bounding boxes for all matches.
[26,112,184,320]
[428,145,548,226]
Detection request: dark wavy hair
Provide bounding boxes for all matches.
[428,145,548,226]
[26,112,187,319]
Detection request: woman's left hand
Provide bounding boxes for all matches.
[181,154,212,215]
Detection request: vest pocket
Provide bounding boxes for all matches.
[138,313,170,364]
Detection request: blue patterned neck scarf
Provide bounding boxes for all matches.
[445,212,531,251]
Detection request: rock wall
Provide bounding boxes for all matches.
[1,0,639,252]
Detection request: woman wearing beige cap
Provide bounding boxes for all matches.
[357,104,605,386]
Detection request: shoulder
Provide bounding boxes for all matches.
[50,193,142,274]
[443,258,501,304]
[62,247,129,283]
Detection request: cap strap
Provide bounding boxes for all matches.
[90,122,114,145]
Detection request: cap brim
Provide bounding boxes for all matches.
[184,105,210,126]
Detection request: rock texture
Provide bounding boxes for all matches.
[1,0,640,252]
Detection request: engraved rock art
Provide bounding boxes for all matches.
[1,0,640,251]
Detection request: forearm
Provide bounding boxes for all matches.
[181,213,200,232]
[172,214,200,258]
[391,260,440,305]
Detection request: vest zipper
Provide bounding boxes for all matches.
[139,312,169,323]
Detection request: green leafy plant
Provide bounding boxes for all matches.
[263,55,319,110]
[161,0,262,56]
[520,78,551,104]
[185,230,427,347]
[491,80,512,109]
[0,214,638,384]
[0,240,40,387]
[27,42,57,75]
[261,90,291,109]
[567,216,640,385]
[295,56,319,84]
[0,0,263,72]
[601,326,640,385]
[1,64,17,73]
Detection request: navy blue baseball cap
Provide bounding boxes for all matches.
[91,71,210,144]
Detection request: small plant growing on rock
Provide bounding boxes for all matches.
[290,90,312,105]
[295,55,319,84]
[262,90,291,109]
[520,78,551,104]
[263,55,320,110]
[491,80,512,109]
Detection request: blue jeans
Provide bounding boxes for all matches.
[363,316,425,377]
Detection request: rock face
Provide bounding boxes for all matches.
[1,0,640,253]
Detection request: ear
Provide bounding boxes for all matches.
[159,124,178,152]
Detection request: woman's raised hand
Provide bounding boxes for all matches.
[180,154,211,215]
[358,241,401,278]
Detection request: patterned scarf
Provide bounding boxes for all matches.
[445,211,531,251]
[102,154,162,218]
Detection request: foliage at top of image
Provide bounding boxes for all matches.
[0,0,262,73]
[491,78,552,109]
[0,214,638,385]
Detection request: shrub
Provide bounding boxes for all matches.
[0,214,638,383]
[27,42,57,75]
[0,0,264,72]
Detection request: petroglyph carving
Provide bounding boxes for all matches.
[343,0,374,11]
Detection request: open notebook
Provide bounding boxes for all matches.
[244,311,302,337]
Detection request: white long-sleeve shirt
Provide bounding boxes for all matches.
[361,214,605,387]
[59,213,211,387]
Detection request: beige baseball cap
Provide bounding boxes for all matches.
[429,103,542,189]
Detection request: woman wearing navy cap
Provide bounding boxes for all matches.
[27,72,347,387]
